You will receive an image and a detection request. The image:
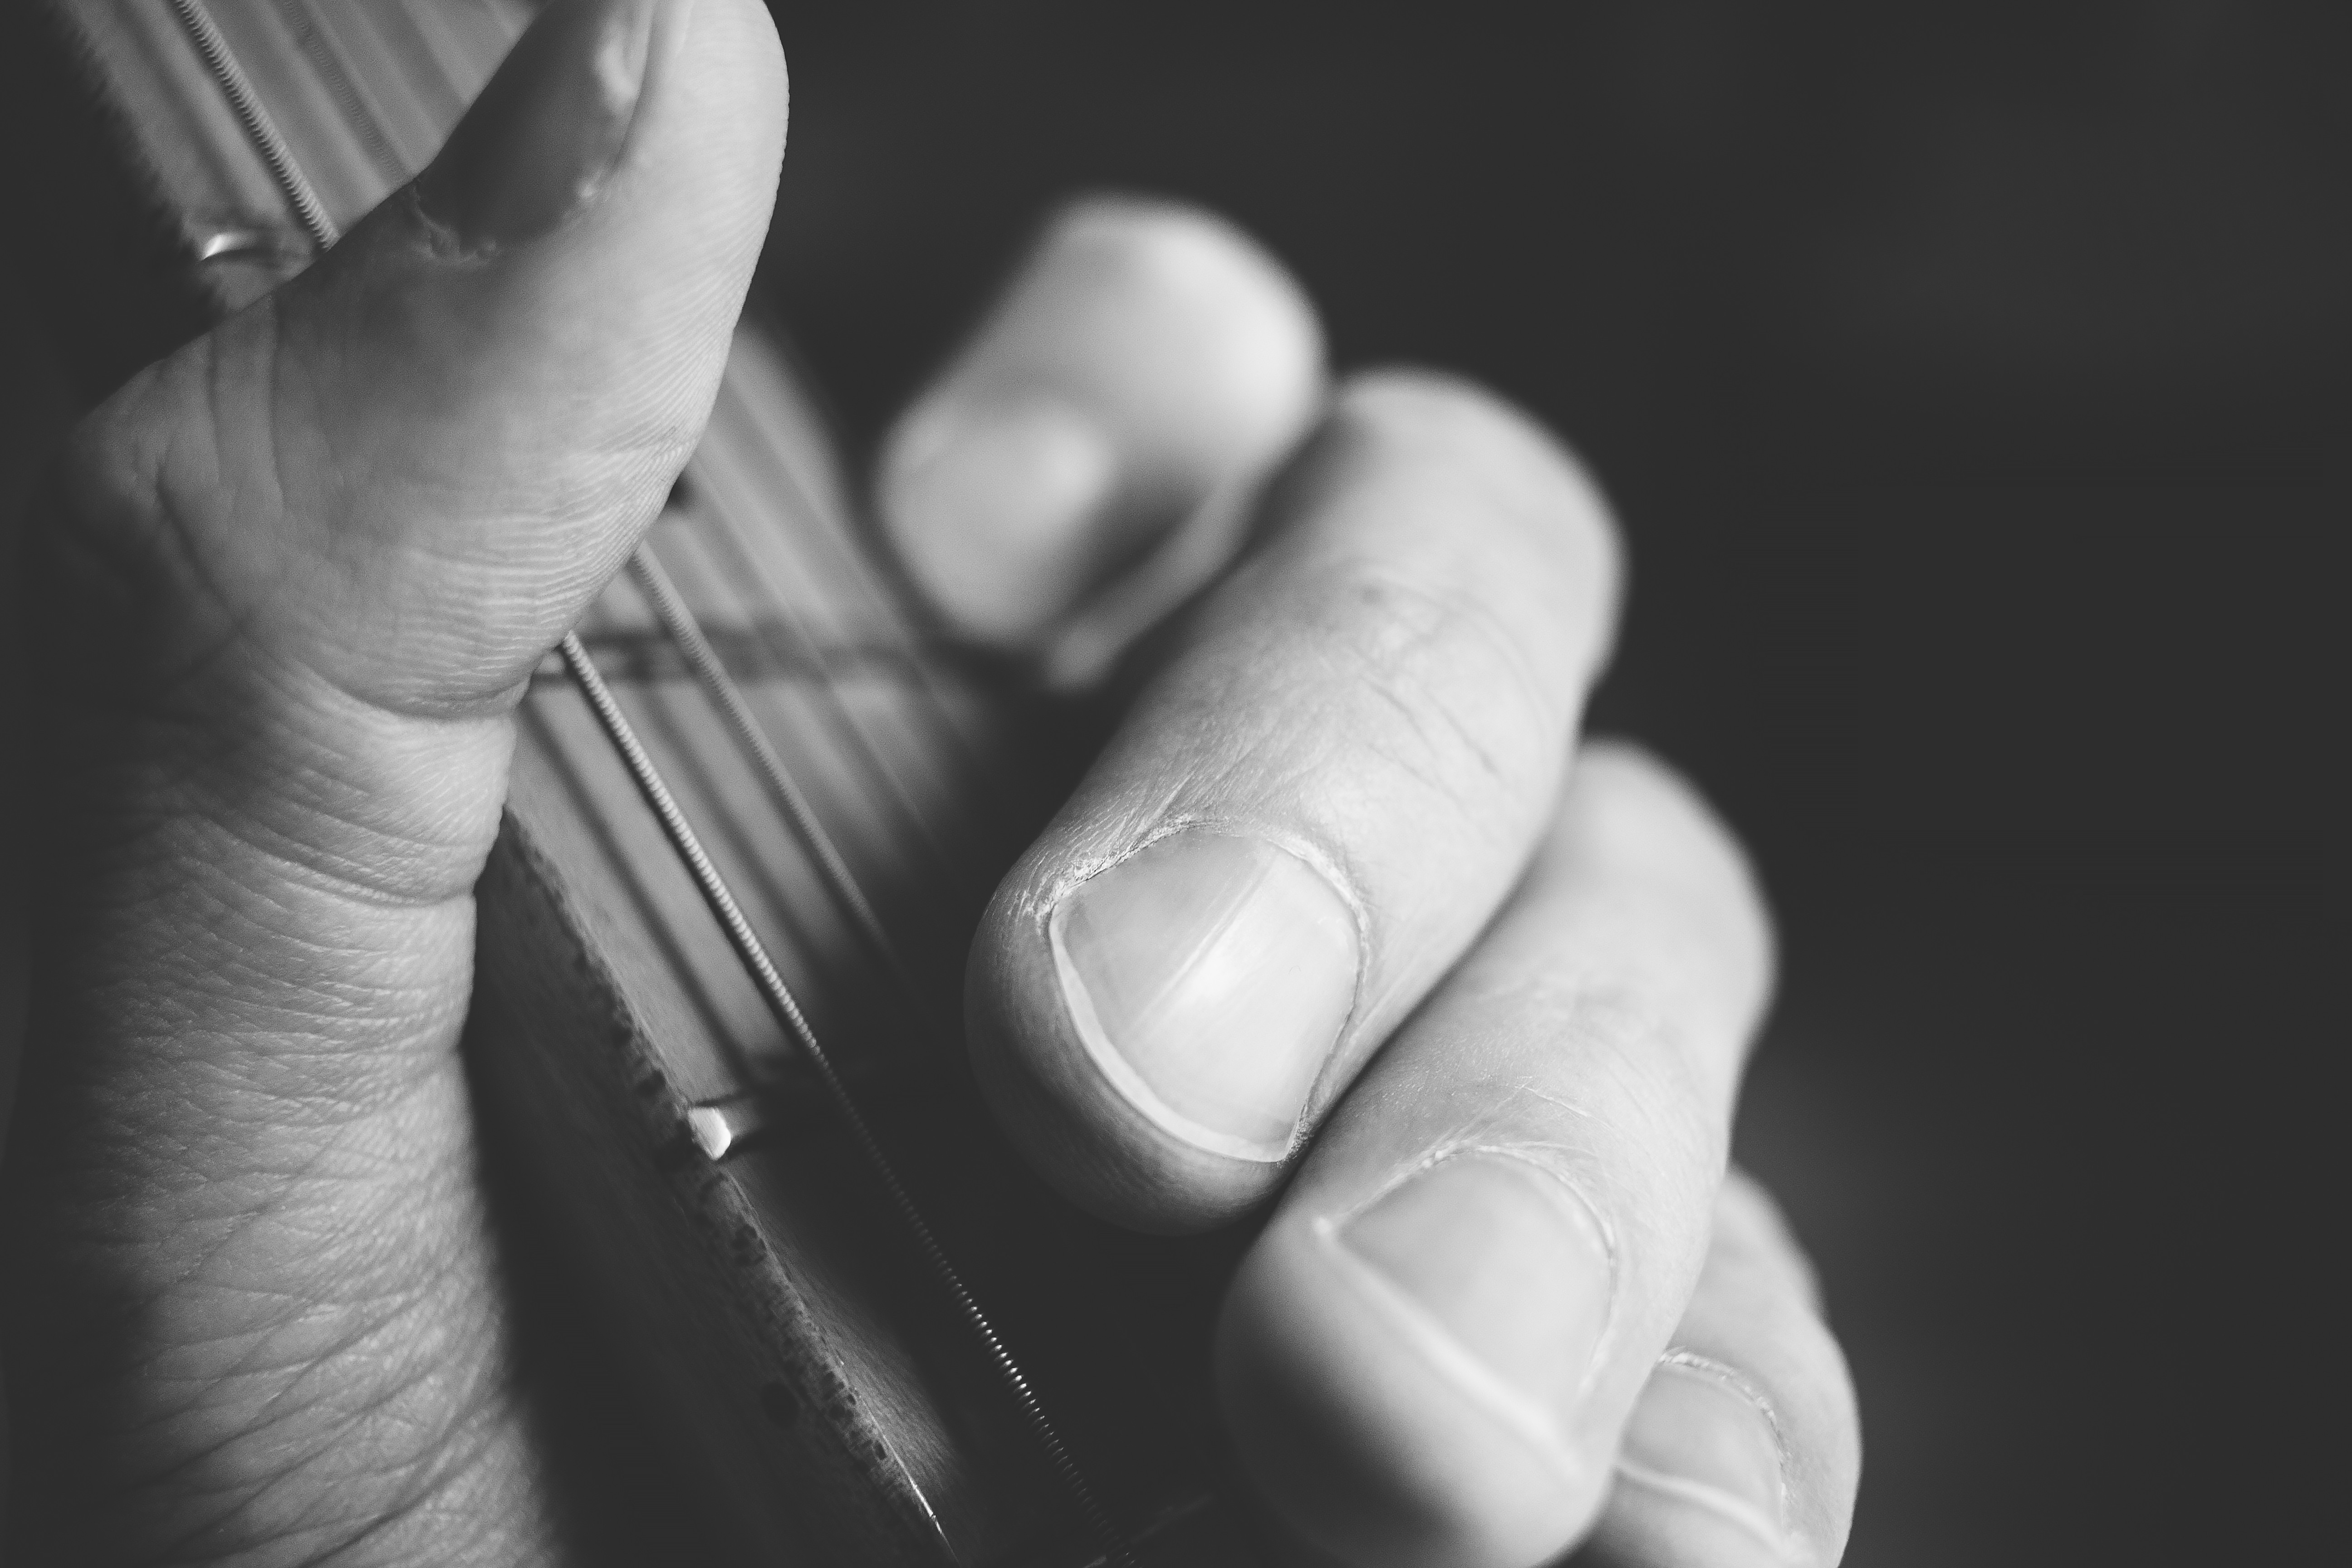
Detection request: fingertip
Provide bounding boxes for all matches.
[1587,1178,1861,1568]
[1026,194,1326,449]
[1320,368,1624,612]
[879,195,1324,649]
[1215,1206,1608,1568]
[1554,740,1779,1044]
[964,872,1289,1234]
[878,393,1123,645]
[1589,1336,1857,1568]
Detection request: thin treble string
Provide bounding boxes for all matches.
[166,0,929,1044]
[172,6,1132,1560]
[627,548,946,1032]
[559,635,1132,1568]
[683,421,985,908]
[704,370,1029,843]
[764,419,1030,811]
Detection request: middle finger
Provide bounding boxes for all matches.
[968,371,1622,1230]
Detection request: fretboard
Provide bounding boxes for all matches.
[34,7,1259,1566]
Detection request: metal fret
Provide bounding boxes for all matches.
[162,3,1132,1563]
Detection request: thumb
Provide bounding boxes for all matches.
[5,1,785,1553]
[57,0,785,728]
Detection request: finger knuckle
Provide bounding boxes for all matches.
[1298,561,1565,828]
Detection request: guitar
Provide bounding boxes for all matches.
[11,4,1263,1563]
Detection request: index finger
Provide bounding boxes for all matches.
[967,372,1622,1230]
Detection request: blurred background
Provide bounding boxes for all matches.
[4,0,2341,1562]
[740,6,2337,1557]
[744,5,2341,1560]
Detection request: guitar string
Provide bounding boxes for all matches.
[696,360,1024,837]
[559,635,1129,1568]
[678,395,987,911]
[626,546,945,1030]
[645,405,971,1068]
[270,0,413,188]
[170,5,1132,1563]
[660,422,981,924]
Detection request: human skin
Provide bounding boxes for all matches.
[0,1,1856,1563]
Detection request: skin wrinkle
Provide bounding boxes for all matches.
[100,1324,500,1522]
[64,917,465,1081]
[172,1027,473,1138]
[126,224,688,728]
[231,1282,478,1447]
[32,934,478,1223]
[1333,558,1568,778]
[132,1333,528,1568]
[167,1013,466,1131]
[132,1274,467,1419]
[72,761,494,968]
[39,1063,468,1221]
[1461,957,1749,1132]
[57,603,510,911]
[156,595,508,855]
[5,7,792,1555]
[55,1147,474,1345]
[312,1401,551,1568]
[82,1202,505,1510]
[1301,565,1562,844]
[163,325,307,691]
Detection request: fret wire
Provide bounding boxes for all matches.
[172,4,1130,1557]
[559,635,1132,1568]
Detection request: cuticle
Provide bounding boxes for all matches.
[402,183,498,265]
[1653,1348,1793,1478]
[1614,1349,1798,1552]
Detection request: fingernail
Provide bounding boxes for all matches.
[415,0,660,250]
[1049,831,1357,1160]
[1615,1356,1795,1559]
[880,397,1120,643]
[1331,1152,1614,1463]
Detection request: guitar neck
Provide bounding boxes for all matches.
[45,0,1039,1112]
[24,5,1262,1565]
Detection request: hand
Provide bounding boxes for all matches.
[2,3,1856,1566]
[885,209,1860,1568]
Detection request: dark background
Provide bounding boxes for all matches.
[3,1,2341,1563]
[743,3,2339,1563]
